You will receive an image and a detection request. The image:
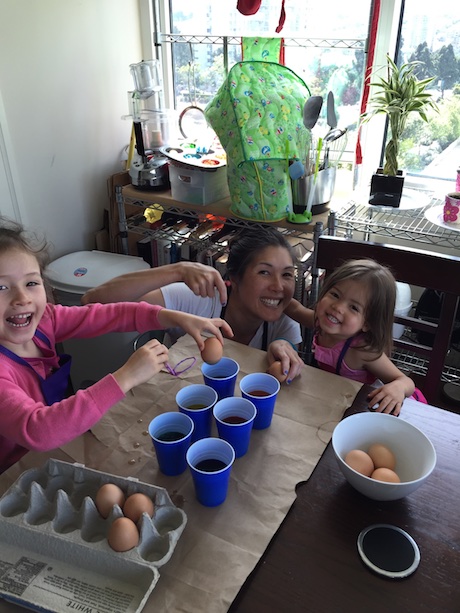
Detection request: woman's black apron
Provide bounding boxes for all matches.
[221,294,268,351]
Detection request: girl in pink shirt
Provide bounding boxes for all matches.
[286,258,421,416]
[0,218,232,473]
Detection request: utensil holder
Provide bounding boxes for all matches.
[291,167,336,214]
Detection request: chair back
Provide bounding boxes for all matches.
[314,235,460,404]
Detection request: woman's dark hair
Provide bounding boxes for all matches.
[0,216,51,277]
[317,258,396,356]
[226,227,296,280]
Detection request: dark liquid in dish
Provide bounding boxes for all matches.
[187,404,207,410]
[157,431,184,442]
[248,390,270,397]
[222,415,247,424]
[195,459,227,472]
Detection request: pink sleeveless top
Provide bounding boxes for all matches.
[313,335,376,384]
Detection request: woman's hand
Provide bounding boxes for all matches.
[113,339,169,392]
[267,339,304,384]
[158,309,234,351]
[179,262,228,304]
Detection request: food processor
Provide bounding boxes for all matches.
[125,60,178,190]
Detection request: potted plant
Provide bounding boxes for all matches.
[361,55,438,207]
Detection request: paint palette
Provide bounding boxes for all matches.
[161,137,227,170]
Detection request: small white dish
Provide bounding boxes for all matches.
[424,203,460,233]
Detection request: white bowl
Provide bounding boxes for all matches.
[331,412,436,501]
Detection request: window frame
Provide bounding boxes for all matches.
[140,0,452,194]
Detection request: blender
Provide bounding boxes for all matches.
[125,60,177,190]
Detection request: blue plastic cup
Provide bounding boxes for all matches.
[148,412,194,476]
[176,384,218,442]
[239,372,280,430]
[201,357,240,400]
[186,437,235,507]
[213,397,256,458]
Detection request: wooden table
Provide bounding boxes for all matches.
[0,355,458,612]
[229,385,460,613]
[0,339,361,613]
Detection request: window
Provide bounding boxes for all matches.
[150,0,460,194]
[397,0,460,182]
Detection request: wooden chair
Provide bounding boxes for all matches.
[312,234,460,407]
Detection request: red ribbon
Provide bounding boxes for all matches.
[237,0,286,33]
[355,0,381,166]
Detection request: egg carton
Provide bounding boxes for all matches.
[0,459,187,613]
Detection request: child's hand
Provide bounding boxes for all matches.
[367,380,407,416]
[267,339,303,384]
[158,309,233,351]
[113,339,169,392]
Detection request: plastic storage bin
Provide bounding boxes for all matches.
[169,161,229,205]
[46,251,150,391]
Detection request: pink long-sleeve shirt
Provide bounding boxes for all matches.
[0,301,164,473]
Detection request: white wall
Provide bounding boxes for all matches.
[0,0,143,259]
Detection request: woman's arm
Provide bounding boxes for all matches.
[81,261,227,305]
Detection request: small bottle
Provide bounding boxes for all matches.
[456,166,460,192]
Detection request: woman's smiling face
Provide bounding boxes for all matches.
[231,245,295,322]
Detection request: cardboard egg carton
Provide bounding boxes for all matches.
[0,459,187,613]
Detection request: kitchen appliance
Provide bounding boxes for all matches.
[124,60,178,190]
[129,120,170,190]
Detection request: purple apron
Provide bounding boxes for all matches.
[0,329,72,405]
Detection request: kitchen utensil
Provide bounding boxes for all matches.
[328,127,348,168]
[289,160,305,180]
[303,96,323,130]
[321,127,346,170]
[326,91,337,130]
[305,137,323,214]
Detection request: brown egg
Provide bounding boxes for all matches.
[95,483,126,518]
[371,467,401,483]
[267,361,287,383]
[107,517,139,552]
[344,449,374,477]
[201,337,223,364]
[367,443,396,470]
[123,493,155,524]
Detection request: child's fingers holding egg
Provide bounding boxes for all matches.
[204,318,233,342]
[201,336,223,364]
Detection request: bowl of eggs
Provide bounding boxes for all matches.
[331,412,436,501]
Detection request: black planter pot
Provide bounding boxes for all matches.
[369,168,405,207]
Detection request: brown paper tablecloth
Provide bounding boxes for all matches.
[0,336,361,613]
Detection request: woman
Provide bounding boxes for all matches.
[83,228,304,382]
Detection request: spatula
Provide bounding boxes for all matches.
[303,96,323,130]
[326,91,337,130]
